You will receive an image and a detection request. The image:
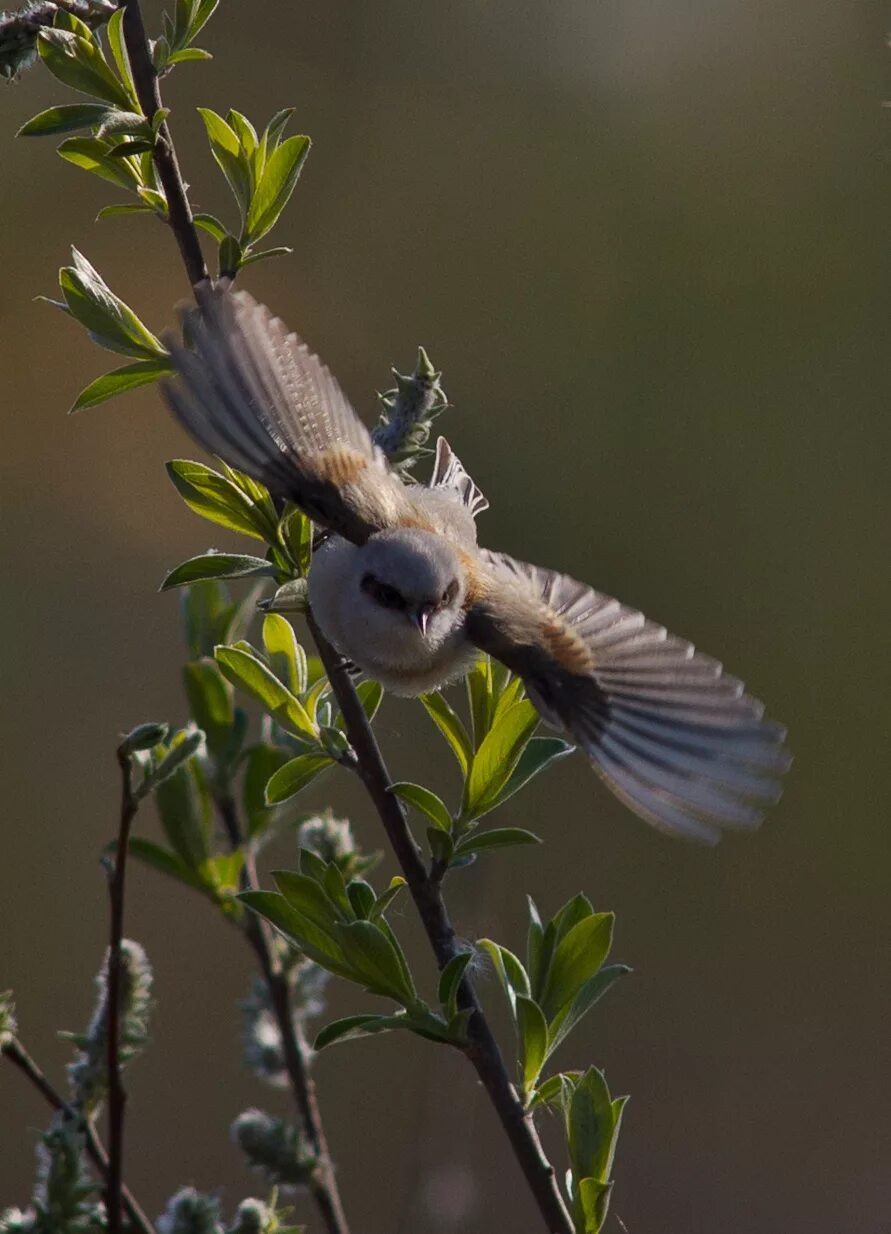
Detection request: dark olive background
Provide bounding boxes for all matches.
[2,2,889,1231]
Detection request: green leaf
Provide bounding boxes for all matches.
[273,869,341,929]
[314,1013,405,1050]
[466,655,493,747]
[166,459,276,541]
[527,1070,583,1113]
[332,920,416,1004]
[58,135,139,189]
[120,721,169,753]
[347,879,376,919]
[262,613,302,694]
[138,727,205,800]
[546,965,631,1059]
[218,232,242,276]
[215,645,317,741]
[242,742,291,838]
[541,913,614,1024]
[277,507,313,574]
[264,106,295,148]
[527,896,544,994]
[463,699,539,820]
[390,782,451,832]
[69,358,172,412]
[426,827,454,865]
[240,245,293,268]
[355,678,384,724]
[454,827,541,856]
[125,837,209,893]
[161,552,278,590]
[37,28,132,108]
[577,1178,614,1234]
[59,249,166,358]
[18,103,111,137]
[437,951,472,1020]
[152,743,213,868]
[182,658,234,763]
[244,134,311,243]
[96,203,158,220]
[516,995,549,1097]
[418,691,472,777]
[166,46,212,64]
[192,211,227,242]
[238,890,355,980]
[369,876,407,922]
[105,8,136,101]
[567,1067,625,1193]
[489,736,573,811]
[265,752,332,804]
[198,106,251,218]
[477,939,529,1017]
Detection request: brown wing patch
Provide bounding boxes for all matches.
[540,615,596,675]
[312,445,370,488]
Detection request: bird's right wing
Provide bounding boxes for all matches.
[161,284,412,544]
[465,551,791,844]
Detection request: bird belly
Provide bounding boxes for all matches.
[307,536,476,696]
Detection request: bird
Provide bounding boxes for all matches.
[160,284,791,844]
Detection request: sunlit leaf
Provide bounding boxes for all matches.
[540,913,614,1024]
[166,459,276,541]
[419,691,472,777]
[37,28,132,108]
[215,645,317,741]
[69,357,172,412]
[516,994,549,1097]
[244,133,310,243]
[462,699,539,820]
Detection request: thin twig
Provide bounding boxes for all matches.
[106,744,139,1234]
[120,0,207,287]
[216,794,351,1234]
[116,4,350,1229]
[2,1035,156,1234]
[308,616,574,1234]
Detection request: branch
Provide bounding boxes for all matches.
[1,1035,156,1234]
[105,743,140,1234]
[115,5,350,1230]
[307,616,574,1234]
[120,0,207,287]
[216,794,351,1234]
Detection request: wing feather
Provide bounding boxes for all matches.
[161,284,410,543]
[466,551,791,843]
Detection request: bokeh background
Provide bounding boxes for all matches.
[2,1,889,1230]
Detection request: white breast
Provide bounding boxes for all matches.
[307,537,476,696]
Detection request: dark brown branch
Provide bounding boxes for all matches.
[2,1035,156,1234]
[308,616,574,1234]
[106,744,139,1234]
[114,5,350,1230]
[216,794,351,1234]
[120,0,208,287]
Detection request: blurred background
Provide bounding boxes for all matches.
[1,0,889,1230]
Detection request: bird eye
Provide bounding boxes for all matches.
[442,579,458,605]
[361,573,405,610]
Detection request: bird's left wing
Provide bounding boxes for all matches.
[465,551,791,844]
[161,285,412,544]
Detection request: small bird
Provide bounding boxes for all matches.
[161,286,790,844]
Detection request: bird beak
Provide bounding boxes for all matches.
[413,604,435,636]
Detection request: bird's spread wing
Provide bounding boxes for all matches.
[430,437,489,516]
[465,552,791,844]
[161,285,412,544]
